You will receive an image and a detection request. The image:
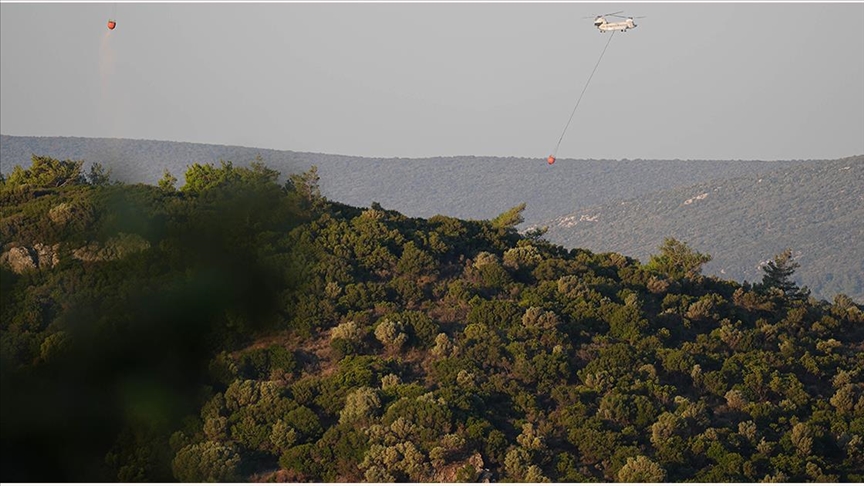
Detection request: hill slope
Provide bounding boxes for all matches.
[2,159,863,482]
[0,135,812,224]
[542,156,864,302]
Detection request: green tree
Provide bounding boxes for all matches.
[181,161,236,193]
[360,441,432,482]
[158,169,178,191]
[269,420,298,454]
[6,155,85,187]
[339,386,381,425]
[396,241,437,276]
[374,319,408,350]
[645,237,711,280]
[286,166,322,207]
[503,244,542,270]
[617,455,666,482]
[760,249,810,299]
[171,441,241,482]
[86,162,112,186]
[180,159,280,194]
[491,203,526,229]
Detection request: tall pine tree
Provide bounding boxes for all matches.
[760,249,810,299]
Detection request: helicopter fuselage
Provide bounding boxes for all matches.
[595,18,637,32]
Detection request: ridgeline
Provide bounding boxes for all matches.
[4,135,858,300]
[0,134,812,224]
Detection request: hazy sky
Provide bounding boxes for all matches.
[1,2,862,161]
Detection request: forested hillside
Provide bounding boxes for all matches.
[0,135,811,223]
[2,156,863,482]
[543,156,864,302]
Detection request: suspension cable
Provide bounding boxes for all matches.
[552,31,616,157]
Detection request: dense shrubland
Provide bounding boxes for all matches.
[1,156,862,482]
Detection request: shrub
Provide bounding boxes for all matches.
[617,455,666,482]
[172,441,241,482]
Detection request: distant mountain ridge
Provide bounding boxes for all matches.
[4,135,857,300]
[1,135,812,225]
[542,155,864,302]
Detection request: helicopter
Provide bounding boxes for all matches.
[586,11,644,33]
[546,10,644,165]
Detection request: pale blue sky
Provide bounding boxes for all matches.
[2,2,862,160]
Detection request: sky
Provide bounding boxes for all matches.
[1,2,862,161]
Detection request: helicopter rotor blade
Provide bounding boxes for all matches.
[584,10,623,19]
